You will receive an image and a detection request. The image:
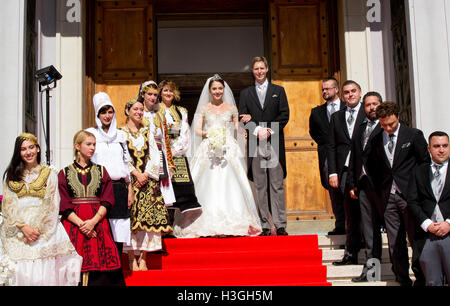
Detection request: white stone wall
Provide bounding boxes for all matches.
[35,0,84,170]
[0,0,26,193]
[339,0,396,101]
[406,0,450,139]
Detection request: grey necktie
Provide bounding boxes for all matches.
[431,163,445,221]
[257,84,265,107]
[328,102,337,121]
[347,108,355,126]
[363,121,376,149]
[388,134,396,154]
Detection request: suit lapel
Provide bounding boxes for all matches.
[262,83,275,111]
[393,125,408,167]
[319,103,330,127]
[250,85,263,111]
[339,110,351,140]
[424,165,437,201]
[439,163,450,201]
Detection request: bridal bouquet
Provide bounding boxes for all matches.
[206,126,227,157]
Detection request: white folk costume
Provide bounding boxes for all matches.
[173,75,262,238]
[86,92,132,246]
[0,166,82,286]
[120,123,172,253]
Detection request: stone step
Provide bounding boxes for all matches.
[322,247,413,263]
[332,280,401,286]
[318,234,391,249]
[326,262,414,280]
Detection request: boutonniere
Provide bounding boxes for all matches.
[401,142,411,149]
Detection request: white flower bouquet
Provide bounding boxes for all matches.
[206,126,227,159]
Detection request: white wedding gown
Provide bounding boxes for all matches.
[173,104,262,238]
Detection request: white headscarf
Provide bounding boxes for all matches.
[92,92,118,143]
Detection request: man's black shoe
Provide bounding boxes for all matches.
[332,254,358,266]
[276,228,288,236]
[259,229,271,236]
[327,228,346,235]
[351,273,368,283]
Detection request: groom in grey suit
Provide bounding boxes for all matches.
[238,56,290,236]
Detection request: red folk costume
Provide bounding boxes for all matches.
[58,161,121,272]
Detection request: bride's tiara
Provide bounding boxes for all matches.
[211,74,222,81]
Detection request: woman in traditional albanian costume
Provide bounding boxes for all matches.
[0,133,82,286]
[58,130,122,286]
[157,80,201,218]
[120,98,172,271]
[85,92,133,285]
[138,81,177,209]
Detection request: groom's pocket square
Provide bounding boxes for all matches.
[272,94,278,98]
[401,142,411,149]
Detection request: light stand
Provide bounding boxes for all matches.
[35,65,62,165]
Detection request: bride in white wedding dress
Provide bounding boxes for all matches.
[173,75,262,238]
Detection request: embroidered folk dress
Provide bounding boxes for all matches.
[120,125,172,253]
[0,166,83,286]
[58,162,121,273]
[159,105,201,213]
[143,110,176,206]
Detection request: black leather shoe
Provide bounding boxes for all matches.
[276,228,288,236]
[351,273,368,283]
[327,228,346,235]
[259,229,271,236]
[332,254,358,266]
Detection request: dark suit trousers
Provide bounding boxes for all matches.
[323,159,345,230]
[419,234,450,286]
[336,168,362,256]
[358,179,382,263]
[384,192,425,285]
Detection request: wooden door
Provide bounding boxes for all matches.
[270,0,338,220]
[86,0,340,221]
[88,0,155,128]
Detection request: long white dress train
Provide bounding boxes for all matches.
[173,104,262,238]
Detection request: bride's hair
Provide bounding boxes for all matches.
[208,74,225,89]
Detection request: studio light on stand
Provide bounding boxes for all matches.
[35,65,62,166]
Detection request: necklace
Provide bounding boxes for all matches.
[75,164,91,175]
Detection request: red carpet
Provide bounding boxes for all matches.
[123,235,331,286]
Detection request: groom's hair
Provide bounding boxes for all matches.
[252,56,269,69]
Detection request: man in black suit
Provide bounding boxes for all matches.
[239,56,290,236]
[366,102,430,286]
[309,77,346,235]
[408,131,450,286]
[328,80,366,265]
[348,92,384,282]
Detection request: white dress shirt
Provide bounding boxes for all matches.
[344,102,362,167]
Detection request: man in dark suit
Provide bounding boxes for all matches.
[408,131,450,286]
[239,56,290,236]
[328,80,366,265]
[366,102,430,286]
[348,92,384,282]
[309,77,346,235]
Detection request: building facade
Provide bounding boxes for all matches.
[1,0,449,220]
